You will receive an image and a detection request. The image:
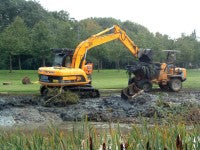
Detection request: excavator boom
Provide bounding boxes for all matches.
[71,25,139,68]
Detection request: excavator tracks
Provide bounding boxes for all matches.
[63,85,100,98]
[40,85,100,99]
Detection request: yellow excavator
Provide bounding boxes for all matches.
[38,25,187,99]
[38,25,140,98]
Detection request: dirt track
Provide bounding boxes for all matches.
[0,90,200,128]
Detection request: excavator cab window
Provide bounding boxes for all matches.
[53,53,65,66]
[52,48,73,67]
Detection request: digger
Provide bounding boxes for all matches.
[38,25,186,99]
[38,25,144,98]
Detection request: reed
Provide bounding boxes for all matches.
[0,121,199,150]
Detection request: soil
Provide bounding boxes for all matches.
[0,90,199,128]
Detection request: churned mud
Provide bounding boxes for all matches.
[0,90,199,128]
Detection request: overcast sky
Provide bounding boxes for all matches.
[37,0,200,39]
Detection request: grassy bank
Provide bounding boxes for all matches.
[0,69,199,93]
[0,122,199,149]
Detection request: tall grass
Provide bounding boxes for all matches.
[0,121,199,149]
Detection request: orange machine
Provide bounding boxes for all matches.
[156,50,186,91]
[122,50,187,99]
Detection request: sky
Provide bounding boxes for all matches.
[37,0,200,39]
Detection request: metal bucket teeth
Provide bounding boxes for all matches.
[121,83,143,100]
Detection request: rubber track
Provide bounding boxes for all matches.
[65,86,100,98]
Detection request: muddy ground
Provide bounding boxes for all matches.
[0,90,200,128]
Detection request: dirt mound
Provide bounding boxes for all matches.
[22,77,31,84]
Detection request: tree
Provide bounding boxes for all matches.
[51,10,69,22]
[31,21,53,66]
[0,0,200,70]
[47,18,76,48]
[0,16,29,72]
[12,16,30,70]
[0,0,24,31]
[0,0,47,30]
[19,0,48,27]
[174,35,198,67]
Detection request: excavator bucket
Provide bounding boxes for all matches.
[121,83,143,100]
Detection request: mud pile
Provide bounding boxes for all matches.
[0,91,199,127]
[126,62,160,80]
[60,93,159,122]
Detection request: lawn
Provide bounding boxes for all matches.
[0,70,39,93]
[0,69,199,93]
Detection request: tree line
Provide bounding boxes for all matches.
[0,0,200,72]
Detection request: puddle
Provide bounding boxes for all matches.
[0,115,15,126]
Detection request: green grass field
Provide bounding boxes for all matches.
[0,69,199,93]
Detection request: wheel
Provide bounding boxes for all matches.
[159,84,170,91]
[169,78,182,92]
[137,80,152,92]
[40,86,48,96]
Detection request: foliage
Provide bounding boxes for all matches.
[31,21,53,66]
[0,0,200,70]
[0,16,30,71]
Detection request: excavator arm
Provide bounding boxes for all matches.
[71,25,140,68]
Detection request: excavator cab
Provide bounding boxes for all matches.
[52,48,73,67]
[52,48,94,75]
